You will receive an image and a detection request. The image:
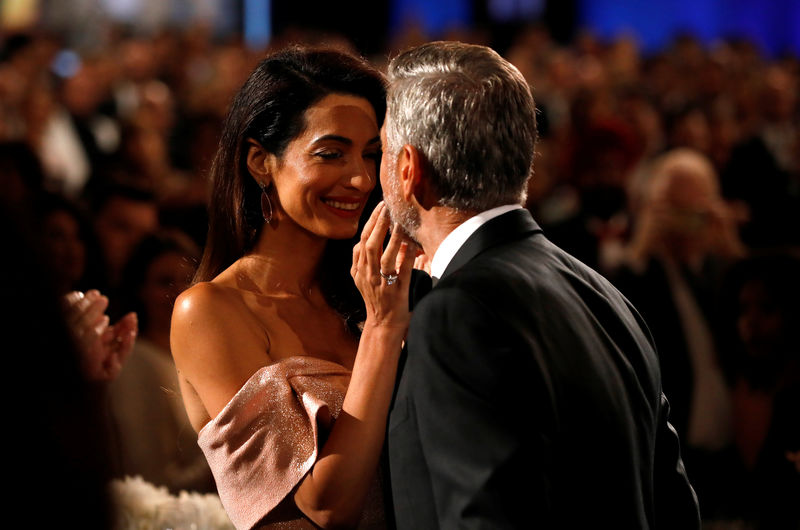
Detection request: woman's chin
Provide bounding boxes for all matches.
[310,222,360,241]
[328,227,360,240]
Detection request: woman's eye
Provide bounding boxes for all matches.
[314,150,341,160]
[364,151,381,161]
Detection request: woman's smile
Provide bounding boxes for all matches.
[321,196,366,217]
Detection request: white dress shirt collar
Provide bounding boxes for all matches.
[429,204,522,283]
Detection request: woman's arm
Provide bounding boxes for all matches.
[293,202,416,528]
[172,203,414,528]
[170,282,272,429]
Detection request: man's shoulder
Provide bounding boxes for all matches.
[433,231,595,298]
[415,232,646,340]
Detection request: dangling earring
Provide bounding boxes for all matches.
[260,184,273,224]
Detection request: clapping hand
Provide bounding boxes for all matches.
[63,290,138,382]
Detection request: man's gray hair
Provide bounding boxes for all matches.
[385,41,537,211]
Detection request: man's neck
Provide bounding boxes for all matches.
[423,203,523,280]
[416,205,475,260]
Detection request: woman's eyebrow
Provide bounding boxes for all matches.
[313,134,351,145]
[311,134,381,146]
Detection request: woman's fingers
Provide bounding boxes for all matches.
[364,204,389,255]
[359,201,385,247]
[397,240,417,278]
[380,222,403,275]
[354,202,387,284]
[91,312,137,381]
[113,312,138,367]
[363,203,391,285]
[351,243,361,279]
[63,291,90,328]
[77,296,110,339]
[66,290,106,335]
[413,252,431,274]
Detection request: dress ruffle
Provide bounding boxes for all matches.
[197,356,351,530]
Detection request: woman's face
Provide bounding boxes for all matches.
[141,250,195,331]
[269,93,380,240]
[42,209,86,289]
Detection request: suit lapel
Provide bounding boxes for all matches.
[440,208,542,281]
[409,268,433,310]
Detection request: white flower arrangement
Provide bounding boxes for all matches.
[110,475,234,530]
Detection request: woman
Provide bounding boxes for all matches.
[170,46,415,529]
[712,251,800,527]
[32,191,109,296]
[110,230,215,494]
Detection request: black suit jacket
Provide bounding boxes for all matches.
[387,209,700,529]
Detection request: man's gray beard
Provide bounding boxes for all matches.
[385,170,421,245]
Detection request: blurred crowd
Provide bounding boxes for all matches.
[1,19,798,529]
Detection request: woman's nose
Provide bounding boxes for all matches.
[347,158,375,191]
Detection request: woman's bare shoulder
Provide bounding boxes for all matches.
[171,281,269,376]
[174,280,244,318]
[172,282,246,346]
[171,280,273,420]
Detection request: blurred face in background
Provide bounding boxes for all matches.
[661,170,714,236]
[62,64,105,118]
[94,197,158,280]
[140,250,195,333]
[648,156,720,255]
[41,209,86,292]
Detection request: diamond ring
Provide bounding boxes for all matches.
[379,270,399,285]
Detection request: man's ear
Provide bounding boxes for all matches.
[245,139,275,186]
[398,144,428,206]
[399,144,438,209]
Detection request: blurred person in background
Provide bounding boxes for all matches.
[89,181,159,293]
[110,81,204,209]
[709,251,800,528]
[611,148,746,518]
[112,36,162,121]
[109,229,215,494]
[664,103,712,156]
[720,62,800,248]
[2,200,115,529]
[0,32,44,140]
[0,140,45,212]
[1,180,137,526]
[545,116,644,273]
[32,191,108,295]
[40,57,120,198]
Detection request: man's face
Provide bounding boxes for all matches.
[380,120,420,241]
[95,197,158,275]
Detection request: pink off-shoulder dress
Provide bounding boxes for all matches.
[197,356,388,529]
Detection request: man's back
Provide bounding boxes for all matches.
[388,210,699,529]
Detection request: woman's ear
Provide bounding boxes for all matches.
[246,139,274,186]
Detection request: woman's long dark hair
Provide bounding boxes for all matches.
[195,45,386,334]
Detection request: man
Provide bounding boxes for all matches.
[380,41,700,529]
[91,182,159,288]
